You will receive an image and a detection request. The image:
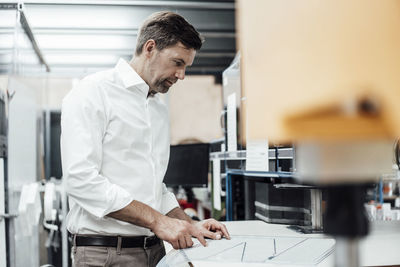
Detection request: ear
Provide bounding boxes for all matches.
[143,39,156,58]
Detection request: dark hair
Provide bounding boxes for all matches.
[135,11,203,55]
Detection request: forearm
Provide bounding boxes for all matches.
[107,200,163,230]
[166,207,193,224]
[108,201,204,249]
[108,200,229,249]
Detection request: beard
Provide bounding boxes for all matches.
[152,78,176,94]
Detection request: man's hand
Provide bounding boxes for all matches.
[108,201,230,250]
[151,216,231,250]
[193,218,231,241]
[151,215,199,249]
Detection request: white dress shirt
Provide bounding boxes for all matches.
[61,58,179,236]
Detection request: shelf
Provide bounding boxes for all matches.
[226,169,294,179]
[209,147,294,161]
[383,196,399,200]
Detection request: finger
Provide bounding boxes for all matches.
[185,235,194,248]
[215,230,223,239]
[202,229,221,240]
[171,241,179,250]
[203,220,213,230]
[178,236,187,249]
[205,220,222,231]
[219,224,231,239]
[195,233,207,247]
[222,224,231,239]
[209,222,230,239]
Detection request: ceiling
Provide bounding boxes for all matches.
[0,0,236,79]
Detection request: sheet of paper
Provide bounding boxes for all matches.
[246,139,269,172]
[212,159,221,210]
[227,93,237,152]
[157,235,335,266]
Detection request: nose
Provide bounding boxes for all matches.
[175,68,185,80]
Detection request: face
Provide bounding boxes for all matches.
[145,42,196,95]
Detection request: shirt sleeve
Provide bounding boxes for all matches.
[160,182,179,214]
[61,80,133,218]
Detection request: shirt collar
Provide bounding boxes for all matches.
[115,58,149,96]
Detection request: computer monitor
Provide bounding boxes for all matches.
[163,143,210,188]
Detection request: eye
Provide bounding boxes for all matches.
[174,60,183,67]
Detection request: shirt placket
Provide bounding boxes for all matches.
[146,99,157,179]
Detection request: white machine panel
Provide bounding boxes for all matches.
[158,235,334,266]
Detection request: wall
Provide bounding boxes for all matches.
[168,75,223,145]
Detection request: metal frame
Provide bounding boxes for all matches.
[0,2,50,72]
[0,85,9,267]
[0,65,9,267]
[31,27,236,38]
[20,0,235,10]
[0,2,18,9]
[42,109,67,267]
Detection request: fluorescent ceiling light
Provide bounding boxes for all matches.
[0,33,32,49]
[45,53,120,65]
[36,34,136,50]
[0,34,15,49]
[0,10,17,28]
[16,52,40,65]
[0,54,12,64]
[27,5,149,29]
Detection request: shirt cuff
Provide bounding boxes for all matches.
[71,181,134,219]
[160,191,179,215]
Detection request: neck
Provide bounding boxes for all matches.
[129,56,154,98]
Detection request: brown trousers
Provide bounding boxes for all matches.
[72,240,166,267]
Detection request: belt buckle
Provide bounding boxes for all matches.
[143,236,150,249]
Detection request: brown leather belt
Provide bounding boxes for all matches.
[75,235,161,249]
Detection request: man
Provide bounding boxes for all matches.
[61,11,230,267]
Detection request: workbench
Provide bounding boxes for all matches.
[161,220,400,267]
